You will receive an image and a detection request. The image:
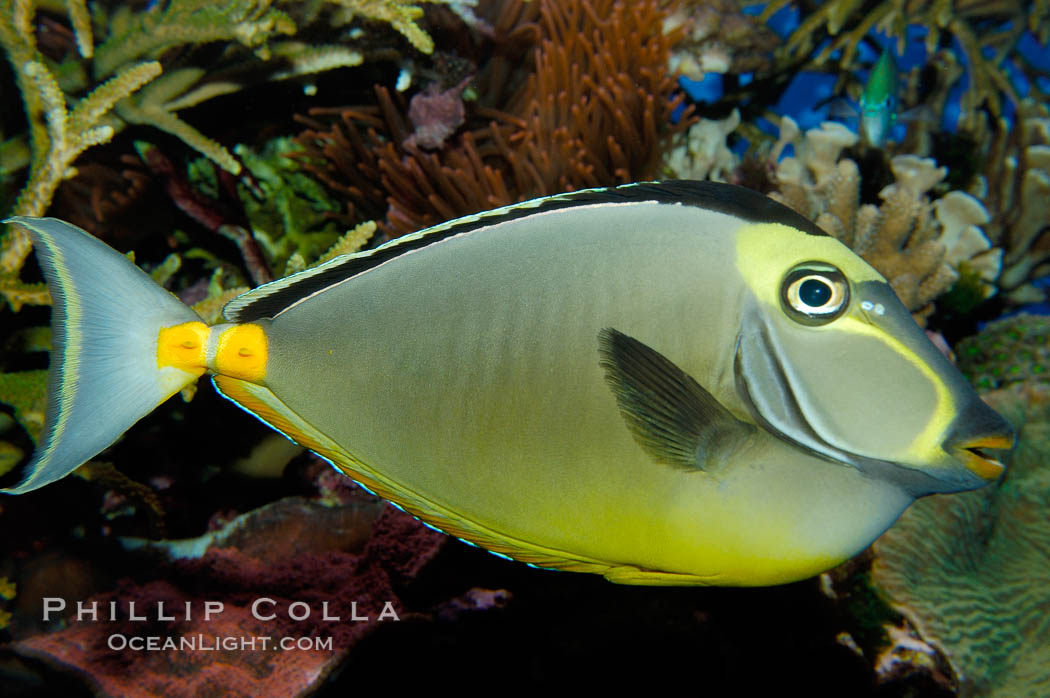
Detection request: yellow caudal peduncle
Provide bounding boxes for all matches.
[157,321,210,377]
[213,323,268,383]
[156,321,268,383]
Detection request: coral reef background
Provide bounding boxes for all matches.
[0,0,1048,694]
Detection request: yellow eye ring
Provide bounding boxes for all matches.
[780,263,849,325]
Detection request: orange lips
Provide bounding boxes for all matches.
[952,434,1015,481]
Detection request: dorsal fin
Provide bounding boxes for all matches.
[223,181,827,322]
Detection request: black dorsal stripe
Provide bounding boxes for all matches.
[226,180,827,322]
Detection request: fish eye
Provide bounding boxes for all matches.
[780,263,849,325]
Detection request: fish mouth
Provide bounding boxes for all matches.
[950,434,1014,481]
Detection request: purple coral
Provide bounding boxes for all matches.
[403,79,473,151]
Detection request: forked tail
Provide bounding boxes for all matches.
[2,217,206,493]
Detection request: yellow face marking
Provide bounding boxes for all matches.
[214,324,268,383]
[833,314,953,464]
[733,222,954,465]
[733,222,883,310]
[157,321,209,377]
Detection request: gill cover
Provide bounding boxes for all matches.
[732,224,1013,495]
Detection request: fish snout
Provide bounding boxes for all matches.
[943,396,1016,482]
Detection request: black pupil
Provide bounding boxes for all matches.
[799,278,832,307]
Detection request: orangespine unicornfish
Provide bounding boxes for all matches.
[3,181,1015,586]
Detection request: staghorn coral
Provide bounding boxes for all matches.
[295,0,691,237]
[956,313,1050,391]
[0,0,160,310]
[759,0,1049,131]
[0,0,463,310]
[872,381,1050,697]
[771,118,1001,322]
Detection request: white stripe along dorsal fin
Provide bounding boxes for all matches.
[222,180,828,323]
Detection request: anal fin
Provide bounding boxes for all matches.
[603,565,722,586]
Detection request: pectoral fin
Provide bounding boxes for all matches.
[598,328,754,471]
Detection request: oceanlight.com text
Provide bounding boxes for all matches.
[107,634,334,652]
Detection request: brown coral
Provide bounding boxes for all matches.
[294,0,691,237]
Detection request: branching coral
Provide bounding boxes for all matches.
[0,0,463,311]
[0,0,160,309]
[295,0,691,236]
[770,118,1001,322]
[872,381,1050,697]
[974,99,1050,302]
[759,0,1050,130]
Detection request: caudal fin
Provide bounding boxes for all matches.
[2,217,204,494]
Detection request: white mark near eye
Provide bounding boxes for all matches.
[874,303,886,315]
[861,301,874,311]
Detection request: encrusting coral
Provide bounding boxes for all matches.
[956,313,1050,391]
[770,118,1001,322]
[0,0,463,311]
[872,381,1050,697]
[294,0,692,237]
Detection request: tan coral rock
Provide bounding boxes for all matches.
[768,127,999,320]
[935,191,991,263]
[884,155,946,198]
[801,122,858,186]
[665,109,740,182]
[824,158,861,245]
[935,191,1001,296]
